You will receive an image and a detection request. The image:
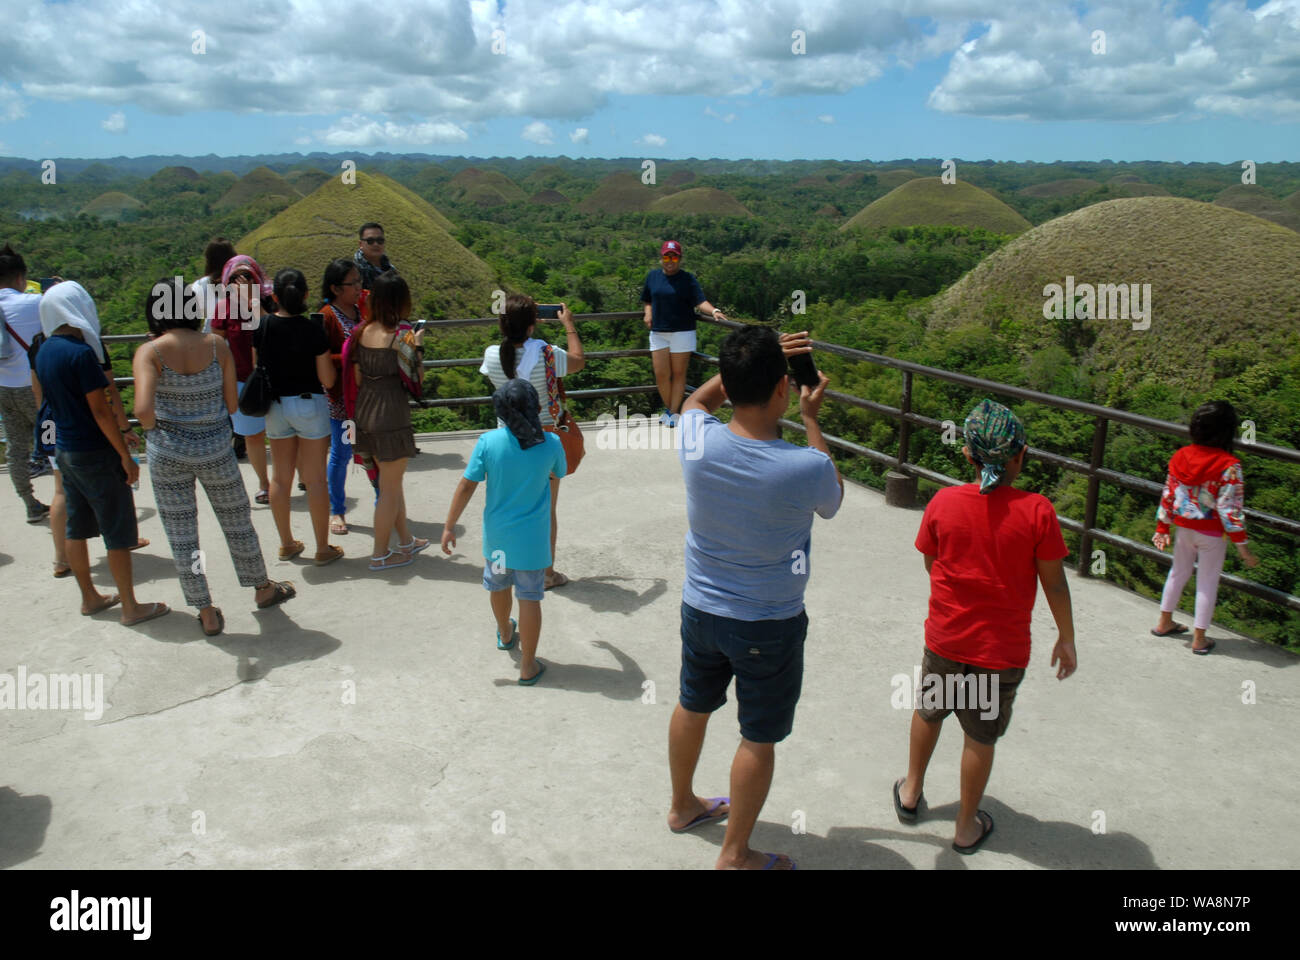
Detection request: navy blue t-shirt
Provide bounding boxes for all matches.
[640,269,706,332]
[33,334,111,452]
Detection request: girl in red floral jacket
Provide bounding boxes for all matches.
[1151,401,1259,653]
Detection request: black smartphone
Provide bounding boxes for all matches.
[536,304,562,320]
[788,333,820,389]
[39,277,58,292]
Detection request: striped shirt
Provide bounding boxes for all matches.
[480,340,568,427]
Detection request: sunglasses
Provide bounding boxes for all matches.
[362,236,385,245]
[661,253,681,261]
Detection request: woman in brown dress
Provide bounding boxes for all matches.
[351,273,427,570]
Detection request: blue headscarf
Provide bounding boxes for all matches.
[964,399,1026,494]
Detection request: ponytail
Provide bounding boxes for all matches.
[499,293,537,379]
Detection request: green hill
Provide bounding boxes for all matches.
[665,169,697,188]
[237,171,496,319]
[80,191,144,220]
[448,168,527,204]
[842,178,1031,234]
[927,198,1300,396]
[285,168,331,194]
[214,166,300,210]
[529,189,568,205]
[148,166,201,189]
[874,168,921,189]
[649,187,751,217]
[1213,185,1300,232]
[1113,182,1169,197]
[576,172,655,214]
[1019,179,1102,198]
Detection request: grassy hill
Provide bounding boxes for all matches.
[874,168,921,189]
[529,189,568,205]
[1020,179,1102,198]
[237,171,496,319]
[649,187,752,217]
[1113,182,1169,197]
[214,166,300,210]
[285,168,332,194]
[842,178,1031,234]
[448,168,527,204]
[927,198,1300,397]
[80,191,144,220]
[576,171,655,214]
[1213,185,1300,232]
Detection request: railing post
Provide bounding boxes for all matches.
[1078,416,1109,576]
[886,370,918,508]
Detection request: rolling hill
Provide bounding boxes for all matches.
[448,168,527,205]
[237,171,496,318]
[214,166,301,210]
[1213,185,1300,232]
[648,187,751,217]
[80,191,144,220]
[842,178,1031,234]
[576,172,656,214]
[1019,179,1102,198]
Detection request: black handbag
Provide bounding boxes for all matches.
[237,321,274,417]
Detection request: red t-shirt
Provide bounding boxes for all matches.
[914,484,1069,669]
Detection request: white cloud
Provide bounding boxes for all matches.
[0,84,24,123]
[817,114,834,123]
[101,111,126,134]
[569,127,589,144]
[639,133,667,147]
[521,121,554,145]
[704,106,737,123]
[312,115,469,147]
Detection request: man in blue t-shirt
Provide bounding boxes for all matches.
[35,282,169,627]
[667,324,842,870]
[441,380,566,685]
[639,240,727,428]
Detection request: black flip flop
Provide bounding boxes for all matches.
[1192,640,1216,655]
[1151,623,1189,637]
[952,810,994,855]
[893,778,922,824]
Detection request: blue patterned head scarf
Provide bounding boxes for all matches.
[493,379,545,450]
[964,399,1026,494]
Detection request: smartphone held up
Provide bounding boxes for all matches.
[787,329,820,389]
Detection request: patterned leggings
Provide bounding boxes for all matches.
[148,438,267,609]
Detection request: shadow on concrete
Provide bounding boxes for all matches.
[206,605,342,683]
[405,451,467,474]
[1183,634,1299,667]
[0,552,11,569]
[0,786,51,868]
[135,506,157,525]
[90,548,178,584]
[556,575,668,616]
[681,796,1157,869]
[493,639,646,700]
[291,544,479,587]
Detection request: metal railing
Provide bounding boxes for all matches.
[99,311,1300,614]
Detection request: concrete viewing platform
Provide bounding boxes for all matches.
[1,424,1296,870]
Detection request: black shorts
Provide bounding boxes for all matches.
[56,447,139,551]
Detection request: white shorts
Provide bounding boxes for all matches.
[649,329,697,354]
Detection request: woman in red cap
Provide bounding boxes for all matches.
[640,241,726,427]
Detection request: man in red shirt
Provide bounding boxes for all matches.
[895,399,1077,854]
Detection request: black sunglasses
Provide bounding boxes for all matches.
[362,236,385,245]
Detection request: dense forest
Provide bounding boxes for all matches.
[1,155,1297,648]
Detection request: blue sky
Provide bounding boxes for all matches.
[0,0,1295,162]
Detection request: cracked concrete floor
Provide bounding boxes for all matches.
[2,428,1298,869]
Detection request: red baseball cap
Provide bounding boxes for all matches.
[660,240,682,257]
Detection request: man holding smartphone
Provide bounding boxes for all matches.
[666,325,842,870]
[0,243,51,522]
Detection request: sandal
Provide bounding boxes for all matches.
[497,617,517,650]
[129,537,150,551]
[255,489,269,505]
[396,537,430,555]
[278,540,305,561]
[369,550,413,571]
[256,580,296,609]
[314,544,345,566]
[53,562,72,579]
[544,571,570,590]
[198,607,224,636]
[952,810,995,855]
[330,516,349,536]
[122,601,170,627]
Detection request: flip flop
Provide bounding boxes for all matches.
[1192,640,1217,655]
[129,538,150,551]
[670,797,730,833]
[761,853,797,870]
[1151,623,1189,637]
[952,810,995,855]
[544,571,569,590]
[256,580,296,609]
[198,608,224,637]
[893,778,923,824]
[278,540,305,561]
[254,490,269,505]
[497,618,517,650]
[53,563,72,579]
[81,593,121,616]
[122,602,170,627]
[518,661,547,686]
[330,517,349,536]
[314,545,345,567]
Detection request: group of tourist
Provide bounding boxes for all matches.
[0,229,1260,868]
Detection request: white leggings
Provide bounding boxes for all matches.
[1160,528,1228,630]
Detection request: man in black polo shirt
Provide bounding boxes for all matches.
[640,240,727,427]
[353,222,395,291]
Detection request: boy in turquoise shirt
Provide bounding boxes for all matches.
[442,381,566,684]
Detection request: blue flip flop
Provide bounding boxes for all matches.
[761,852,797,870]
[670,797,730,834]
[518,660,546,686]
[497,618,517,650]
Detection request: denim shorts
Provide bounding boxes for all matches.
[265,394,330,440]
[678,601,808,744]
[482,562,546,603]
[55,447,139,551]
[230,382,266,437]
